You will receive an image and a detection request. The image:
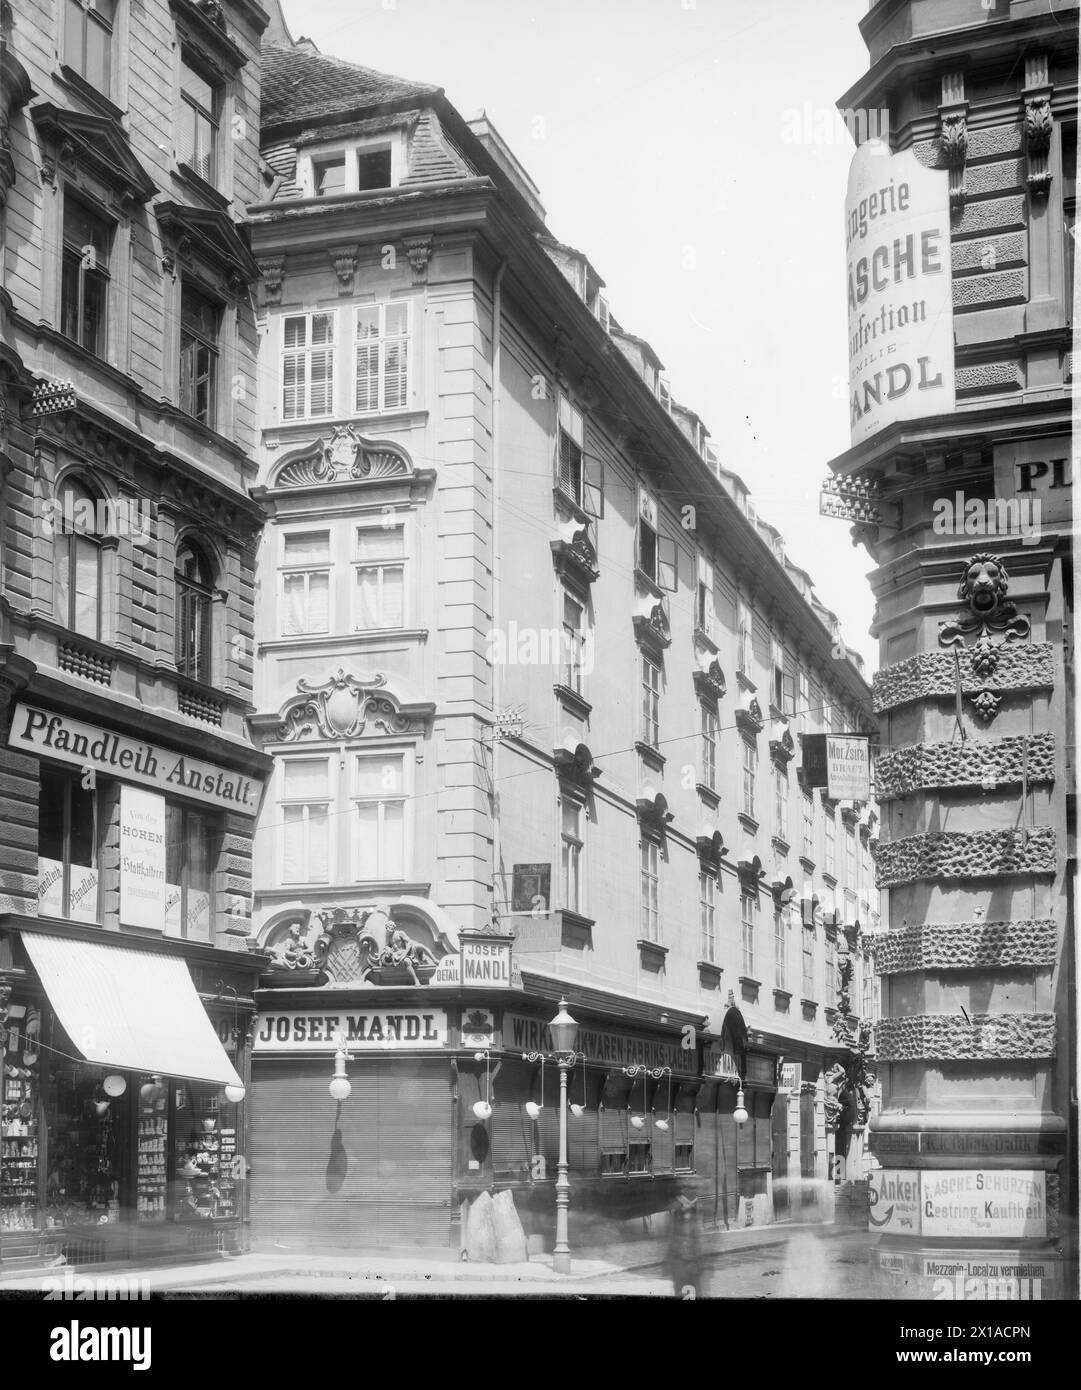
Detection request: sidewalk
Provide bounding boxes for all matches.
[0,1218,860,1296]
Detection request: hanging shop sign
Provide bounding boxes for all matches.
[119,786,167,930]
[868,1169,922,1234]
[799,733,871,798]
[253,1009,449,1051]
[921,1169,1046,1240]
[511,863,552,914]
[10,704,263,815]
[505,1012,683,1070]
[430,937,517,988]
[845,139,954,445]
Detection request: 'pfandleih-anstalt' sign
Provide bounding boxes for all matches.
[826,735,871,800]
[846,140,954,446]
[10,704,262,815]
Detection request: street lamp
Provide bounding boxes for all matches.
[522,997,582,1274]
[622,1064,672,1132]
[329,1031,351,1101]
[733,1084,749,1125]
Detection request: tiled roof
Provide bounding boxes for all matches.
[401,110,469,185]
[262,42,440,129]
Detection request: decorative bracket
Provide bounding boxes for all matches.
[1023,54,1053,202]
[938,72,968,214]
[404,235,432,283]
[258,255,285,305]
[329,245,358,295]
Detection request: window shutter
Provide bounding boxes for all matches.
[638,485,658,528]
[657,535,678,592]
[752,611,770,667]
[582,451,604,518]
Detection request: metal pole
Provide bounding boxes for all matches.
[553,1058,571,1273]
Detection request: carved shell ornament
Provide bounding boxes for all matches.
[277,670,420,741]
[274,426,413,489]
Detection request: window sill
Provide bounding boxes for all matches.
[692,625,719,655]
[553,684,592,719]
[801,998,818,1018]
[771,836,790,856]
[736,669,757,693]
[633,567,664,601]
[552,487,590,525]
[56,65,125,122]
[739,976,761,1003]
[821,872,838,889]
[697,960,723,986]
[635,740,666,771]
[696,782,720,808]
[559,910,594,949]
[260,629,430,653]
[175,161,232,211]
[773,988,793,1008]
[267,409,430,441]
[637,939,668,968]
[799,855,816,873]
[737,812,759,836]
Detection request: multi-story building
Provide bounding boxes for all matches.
[245,5,880,1253]
[829,0,1076,1299]
[0,0,271,1270]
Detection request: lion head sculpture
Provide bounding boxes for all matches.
[958,552,1009,617]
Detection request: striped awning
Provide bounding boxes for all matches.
[22,933,241,1088]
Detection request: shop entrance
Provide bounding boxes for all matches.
[250,1058,453,1251]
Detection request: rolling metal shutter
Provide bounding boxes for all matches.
[250,1058,453,1250]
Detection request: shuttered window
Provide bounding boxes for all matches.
[282,313,335,420]
[355,302,410,414]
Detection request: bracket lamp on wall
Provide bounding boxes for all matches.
[733,1084,749,1125]
[525,1057,545,1120]
[473,1051,493,1120]
[329,1031,352,1101]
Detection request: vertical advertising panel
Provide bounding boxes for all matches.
[120,785,167,930]
[846,141,954,445]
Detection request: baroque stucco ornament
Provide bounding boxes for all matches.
[277,670,425,741]
[274,426,412,489]
[266,907,441,987]
[939,552,1030,721]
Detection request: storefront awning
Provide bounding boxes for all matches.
[22,933,242,1088]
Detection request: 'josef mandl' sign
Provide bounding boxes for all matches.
[431,938,514,987]
[846,139,954,446]
[10,704,262,815]
[254,1009,449,1050]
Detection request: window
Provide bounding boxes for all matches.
[1064,125,1076,322]
[825,932,837,1007]
[861,956,878,1022]
[313,154,346,196]
[640,839,660,942]
[737,598,752,675]
[824,808,836,876]
[282,313,335,421]
[772,641,784,711]
[802,790,815,856]
[740,891,757,977]
[175,540,213,682]
[637,486,677,589]
[699,869,716,962]
[64,0,116,95]
[696,554,715,637]
[38,766,99,923]
[165,802,216,940]
[280,531,331,637]
[742,739,757,819]
[798,668,810,730]
[802,927,815,997]
[179,54,222,184]
[355,302,409,414]
[562,589,587,694]
[353,753,407,881]
[281,758,331,884]
[774,909,786,990]
[357,145,392,190]
[53,478,103,640]
[354,524,405,630]
[557,397,584,504]
[641,654,661,748]
[179,283,220,424]
[61,195,111,356]
[700,702,718,791]
[774,765,788,839]
[845,824,857,890]
[560,798,584,913]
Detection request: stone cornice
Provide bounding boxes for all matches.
[872,828,1056,888]
[873,644,1055,713]
[875,919,1057,975]
[875,1012,1056,1062]
[876,731,1055,800]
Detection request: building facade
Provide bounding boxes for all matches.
[0,0,271,1270]
[245,7,882,1254]
[829,0,1077,1299]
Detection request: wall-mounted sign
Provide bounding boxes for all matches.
[429,938,515,988]
[509,915,563,952]
[11,704,262,815]
[511,864,551,914]
[506,1013,683,1071]
[254,1010,448,1051]
[921,1169,1046,1239]
[845,140,954,446]
[868,1169,922,1234]
[702,1046,741,1081]
[119,786,167,930]
[461,1008,495,1049]
[826,735,871,800]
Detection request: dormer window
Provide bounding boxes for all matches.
[357,146,392,190]
[314,154,346,197]
[305,137,400,196]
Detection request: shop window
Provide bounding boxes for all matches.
[280,757,331,884]
[165,802,217,940]
[175,539,214,682]
[280,530,331,636]
[627,1138,652,1174]
[281,312,335,420]
[60,193,112,356]
[354,523,405,630]
[355,302,410,414]
[63,0,117,96]
[353,752,407,881]
[38,766,99,923]
[178,52,222,184]
[52,477,105,641]
[173,1082,238,1221]
[179,282,221,425]
[1,1003,41,1231]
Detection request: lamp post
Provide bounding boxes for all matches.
[522,997,582,1274]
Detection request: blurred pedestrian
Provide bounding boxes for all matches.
[667,1194,702,1298]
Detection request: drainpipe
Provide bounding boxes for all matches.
[490,259,508,930]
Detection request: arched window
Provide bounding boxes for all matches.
[175,540,213,682]
[53,477,103,640]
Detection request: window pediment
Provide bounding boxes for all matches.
[32,103,157,204]
[155,201,259,287]
[269,669,434,743]
[170,0,249,75]
[270,425,419,491]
